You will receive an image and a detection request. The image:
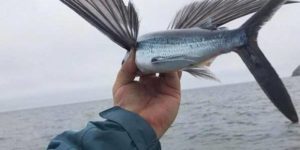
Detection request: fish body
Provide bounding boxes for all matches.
[61,0,299,123]
[136,28,246,74]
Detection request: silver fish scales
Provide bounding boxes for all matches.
[61,0,299,123]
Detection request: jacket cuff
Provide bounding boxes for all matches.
[100,107,160,150]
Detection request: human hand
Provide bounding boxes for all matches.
[113,49,182,138]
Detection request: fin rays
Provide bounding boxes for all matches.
[183,67,219,81]
[61,0,139,50]
[169,0,277,29]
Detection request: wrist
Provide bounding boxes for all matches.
[139,114,166,138]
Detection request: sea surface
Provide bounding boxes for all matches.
[0,77,300,150]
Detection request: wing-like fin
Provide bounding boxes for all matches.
[183,67,219,81]
[199,17,218,30]
[61,0,139,51]
[169,0,298,29]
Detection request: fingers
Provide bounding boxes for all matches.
[159,71,182,80]
[113,49,137,92]
[159,71,181,89]
[159,72,177,79]
[139,74,156,83]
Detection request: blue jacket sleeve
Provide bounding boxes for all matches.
[47,107,161,150]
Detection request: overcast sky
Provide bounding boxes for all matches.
[0,0,299,112]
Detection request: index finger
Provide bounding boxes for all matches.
[113,49,137,93]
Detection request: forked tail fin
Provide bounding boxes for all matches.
[237,0,298,122]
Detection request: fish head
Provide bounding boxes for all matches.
[135,46,157,74]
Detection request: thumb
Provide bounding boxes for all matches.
[113,49,137,92]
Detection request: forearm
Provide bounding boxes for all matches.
[47,107,161,150]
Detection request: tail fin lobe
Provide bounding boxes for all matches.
[237,44,298,123]
[237,0,298,123]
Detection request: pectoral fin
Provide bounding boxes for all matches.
[169,0,298,30]
[151,56,198,64]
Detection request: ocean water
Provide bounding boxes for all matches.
[0,77,299,150]
[162,77,300,150]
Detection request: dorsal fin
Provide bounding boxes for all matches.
[169,0,296,30]
[61,0,139,51]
